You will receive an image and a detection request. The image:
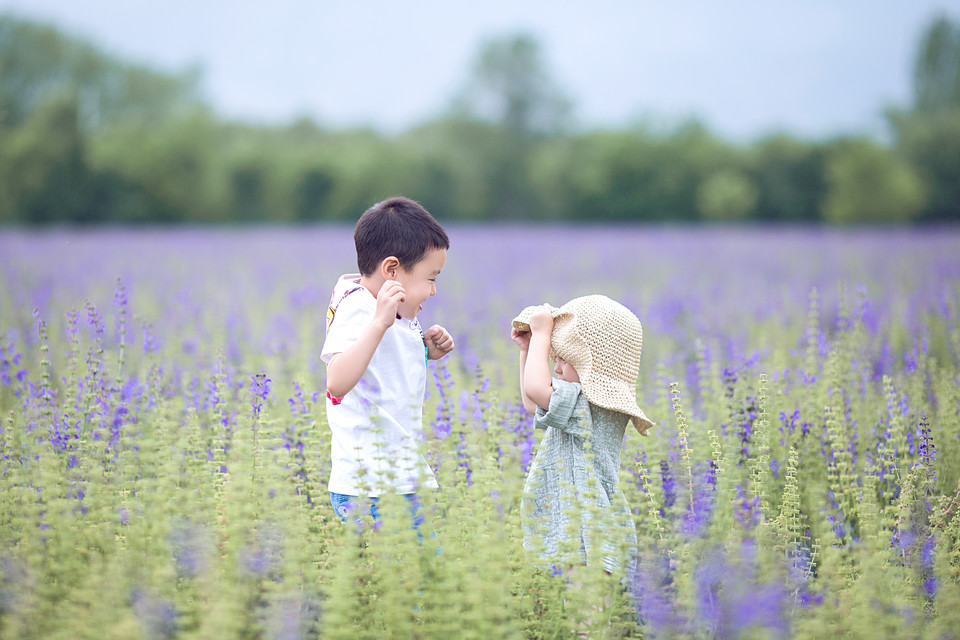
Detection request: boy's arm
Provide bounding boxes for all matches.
[325,321,390,398]
[326,280,405,398]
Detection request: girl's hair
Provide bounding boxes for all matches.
[354,197,450,275]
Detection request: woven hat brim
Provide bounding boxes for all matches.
[511,304,573,332]
[581,373,655,436]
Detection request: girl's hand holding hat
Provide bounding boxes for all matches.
[527,304,555,334]
[512,303,554,351]
[511,327,531,351]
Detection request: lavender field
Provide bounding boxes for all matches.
[1,225,959,639]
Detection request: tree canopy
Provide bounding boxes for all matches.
[1,13,958,226]
[913,14,960,113]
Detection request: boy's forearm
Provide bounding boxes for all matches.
[325,321,390,398]
[523,333,554,411]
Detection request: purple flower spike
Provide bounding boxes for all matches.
[250,372,272,419]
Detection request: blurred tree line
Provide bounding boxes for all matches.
[1,13,958,226]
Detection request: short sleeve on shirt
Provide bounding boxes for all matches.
[321,292,372,364]
[535,378,592,436]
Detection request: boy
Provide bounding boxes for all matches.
[321,196,454,523]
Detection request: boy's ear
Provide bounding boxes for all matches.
[380,256,400,279]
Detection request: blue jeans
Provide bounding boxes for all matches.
[329,492,425,529]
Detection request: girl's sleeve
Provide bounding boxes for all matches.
[534,379,592,437]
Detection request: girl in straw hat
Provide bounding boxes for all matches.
[511,295,654,580]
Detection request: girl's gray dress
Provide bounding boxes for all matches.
[521,378,639,574]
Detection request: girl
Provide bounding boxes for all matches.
[511,295,654,578]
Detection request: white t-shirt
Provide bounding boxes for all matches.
[320,274,439,496]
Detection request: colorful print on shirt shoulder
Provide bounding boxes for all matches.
[325,284,363,407]
[326,285,364,332]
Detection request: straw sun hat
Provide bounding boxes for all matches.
[512,294,655,435]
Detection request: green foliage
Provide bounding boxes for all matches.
[529,122,742,222]
[749,135,826,222]
[696,169,759,221]
[821,138,927,224]
[0,14,200,130]
[0,94,90,223]
[889,107,960,221]
[89,111,222,223]
[913,14,960,113]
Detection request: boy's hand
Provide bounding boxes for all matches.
[375,280,405,327]
[528,305,555,335]
[424,325,455,359]
[511,327,531,351]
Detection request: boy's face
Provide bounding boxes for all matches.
[395,247,446,319]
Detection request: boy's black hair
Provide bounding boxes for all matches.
[354,196,450,275]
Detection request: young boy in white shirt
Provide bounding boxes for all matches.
[321,196,454,525]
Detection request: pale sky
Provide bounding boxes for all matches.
[2,0,958,141]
